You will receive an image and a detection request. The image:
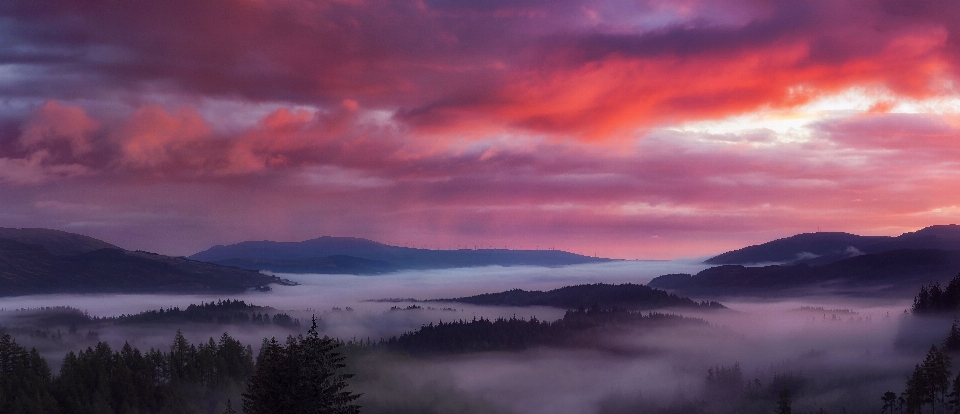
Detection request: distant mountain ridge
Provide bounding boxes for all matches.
[705,225,960,265]
[651,248,960,298]
[0,228,288,296]
[190,236,614,274]
[642,225,960,299]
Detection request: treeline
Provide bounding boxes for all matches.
[881,345,960,414]
[0,331,254,413]
[374,306,709,354]
[912,274,960,314]
[431,283,726,311]
[701,363,807,413]
[0,322,359,414]
[882,272,960,414]
[0,306,94,327]
[0,300,302,334]
[113,300,300,328]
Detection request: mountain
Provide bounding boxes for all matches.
[210,255,396,274]
[189,236,614,274]
[650,248,960,298]
[0,228,119,256]
[705,224,960,265]
[427,283,725,310]
[0,228,288,296]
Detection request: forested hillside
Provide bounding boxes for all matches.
[431,283,724,310]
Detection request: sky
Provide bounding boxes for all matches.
[2,0,960,259]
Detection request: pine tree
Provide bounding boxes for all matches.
[946,319,960,352]
[296,316,361,413]
[904,345,953,413]
[882,391,898,414]
[242,317,360,414]
[924,345,952,411]
[0,334,58,413]
[243,337,294,414]
[775,389,791,414]
[950,373,960,414]
[223,399,237,414]
[170,329,198,383]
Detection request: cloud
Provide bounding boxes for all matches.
[112,105,211,169]
[2,101,958,257]
[0,152,89,184]
[1,0,959,137]
[3,1,960,257]
[20,101,99,158]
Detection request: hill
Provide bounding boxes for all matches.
[0,228,288,296]
[210,255,396,274]
[650,248,960,298]
[704,224,960,265]
[378,308,710,355]
[0,227,119,255]
[189,236,614,274]
[427,283,725,310]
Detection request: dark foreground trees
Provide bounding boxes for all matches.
[912,274,960,314]
[883,345,956,414]
[0,333,58,413]
[775,388,791,414]
[243,317,360,414]
[0,330,255,413]
[0,325,361,414]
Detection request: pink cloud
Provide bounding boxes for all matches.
[20,101,99,157]
[2,0,959,138]
[112,105,211,169]
[4,1,960,257]
[2,102,959,258]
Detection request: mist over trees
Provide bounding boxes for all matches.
[6,265,960,414]
[243,318,360,414]
[881,273,960,414]
[911,274,960,315]
[0,325,359,414]
[375,306,709,354]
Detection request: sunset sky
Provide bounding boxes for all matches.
[2,0,960,259]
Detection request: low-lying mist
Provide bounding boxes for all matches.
[350,296,923,414]
[0,259,944,414]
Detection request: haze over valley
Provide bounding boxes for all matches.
[1,226,959,413]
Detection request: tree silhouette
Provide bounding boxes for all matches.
[0,333,57,413]
[950,373,960,414]
[913,274,960,314]
[242,316,360,414]
[775,388,791,414]
[945,319,960,352]
[882,391,897,414]
[223,399,237,414]
[904,345,952,413]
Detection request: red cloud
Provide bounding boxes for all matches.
[4,102,960,258]
[4,1,960,257]
[112,105,211,169]
[20,101,99,158]
[2,0,959,138]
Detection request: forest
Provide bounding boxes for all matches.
[425,283,725,311]
[0,319,357,414]
[374,306,709,354]
[0,302,718,413]
[6,275,960,413]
